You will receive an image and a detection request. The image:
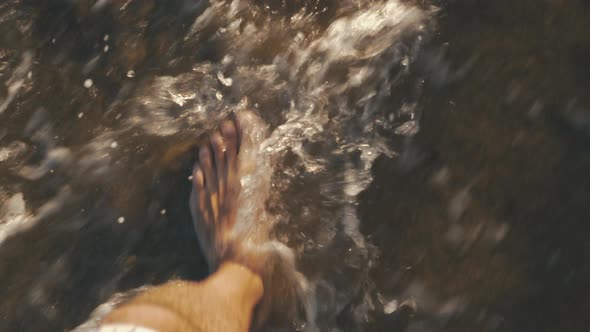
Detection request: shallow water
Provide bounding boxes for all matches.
[1,0,589,331]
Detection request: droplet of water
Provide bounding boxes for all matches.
[401,56,409,67]
[83,79,93,88]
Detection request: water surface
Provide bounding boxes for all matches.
[1,1,589,331]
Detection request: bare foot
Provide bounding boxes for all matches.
[189,117,242,270]
[189,112,308,329]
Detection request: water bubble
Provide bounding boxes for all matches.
[83,79,93,88]
[217,71,233,86]
[221,55,234,65]
[169,91,196,106]
[384,299,399,314]
[401,56,409,66]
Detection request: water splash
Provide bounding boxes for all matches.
[0,0,434,330]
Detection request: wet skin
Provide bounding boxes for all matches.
[190,118,243,270]
[102,116,263,332]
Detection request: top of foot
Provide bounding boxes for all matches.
[190,116,243,270]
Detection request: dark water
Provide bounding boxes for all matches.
[1,1,589,331]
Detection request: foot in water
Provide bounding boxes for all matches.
[189,112,310,329]
[189,116,242,270]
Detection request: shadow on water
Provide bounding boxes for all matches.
[0,0,589,331]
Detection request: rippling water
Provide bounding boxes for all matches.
[1,1,590,331]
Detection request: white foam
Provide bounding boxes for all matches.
[0,193,32,244]
[0,51,33,114]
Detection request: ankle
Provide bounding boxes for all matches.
[210,262,264,308]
